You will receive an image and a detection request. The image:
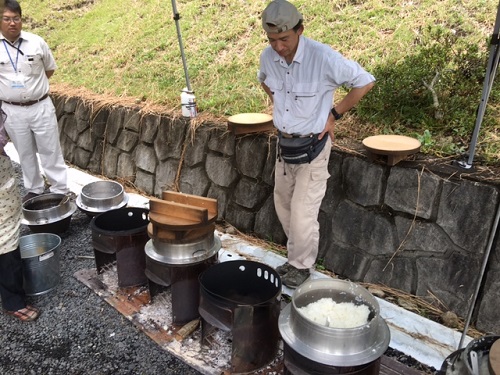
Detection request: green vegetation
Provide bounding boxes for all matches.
[20,0,500,165]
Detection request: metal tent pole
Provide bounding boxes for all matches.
[457,1,500,169]
[171,0,192,92]
[458,200,500,349]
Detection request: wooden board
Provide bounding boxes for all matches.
[147,222,215,242]
[228,113,272,125]
[149,199,214,230]
[161,191,217,218]
[227,113,274,135]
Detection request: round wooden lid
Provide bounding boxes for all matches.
[362,135,421,155]
[490,338,500,375]
[227,113,273,125]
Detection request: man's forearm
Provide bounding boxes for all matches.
[334,82,375,114]
[261,82,274,103]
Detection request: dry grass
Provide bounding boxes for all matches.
[359,282,485,339]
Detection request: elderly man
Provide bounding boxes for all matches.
[257,0,375,288]
[0,0,70,203]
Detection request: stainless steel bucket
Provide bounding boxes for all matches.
[19,233,62,296]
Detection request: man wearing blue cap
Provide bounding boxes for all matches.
[257,0,375,288]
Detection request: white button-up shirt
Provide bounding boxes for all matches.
[258,36,375,135]
[0,31,56,102]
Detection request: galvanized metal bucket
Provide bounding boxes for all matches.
[19,233,62,296]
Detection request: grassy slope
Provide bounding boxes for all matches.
[20,0,500,164]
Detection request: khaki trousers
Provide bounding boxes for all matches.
[274,140,331,269]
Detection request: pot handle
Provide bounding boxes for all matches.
[35,217,49,224]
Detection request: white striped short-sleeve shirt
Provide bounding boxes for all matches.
[258,36,375,135]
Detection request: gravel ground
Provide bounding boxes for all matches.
[2,161,439,375]
[0,162,202,375]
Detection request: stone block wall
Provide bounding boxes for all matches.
[52,94,500,333]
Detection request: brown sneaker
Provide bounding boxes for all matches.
[276,262,294,276]
[282,268,310,289]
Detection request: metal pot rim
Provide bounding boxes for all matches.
[22,193,77,225]
[75,193,129,213]
[21,203,76,225]
[19,233,62,257]
[279,302,390,366]
[145,236,221,265]
[80,180,124,202]
[279,278,390,366]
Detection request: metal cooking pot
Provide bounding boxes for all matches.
[440,335,500,375]
[145,233,220,265]
[462,335,500,375]
[279,278,390,367]
[76,180,128,215]
[22,193,77,233]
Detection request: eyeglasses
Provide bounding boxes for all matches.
[2,17,21,24]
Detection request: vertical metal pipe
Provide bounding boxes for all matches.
[459,1,500,168]
[171,0,192,91]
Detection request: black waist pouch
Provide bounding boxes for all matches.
[278,132,328,164]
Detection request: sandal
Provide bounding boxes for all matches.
[5,305,40,322]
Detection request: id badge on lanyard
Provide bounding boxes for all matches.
[10,77,25,89]
[3,39,26,89]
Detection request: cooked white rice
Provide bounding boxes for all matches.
[297,298,370,328]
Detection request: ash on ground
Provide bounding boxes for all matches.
[385,347,437,374]
[97,266,286,374]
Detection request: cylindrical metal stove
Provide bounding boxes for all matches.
[279,279,390,375]
[145,191,220,326]
[91,207,149,287]
[145,232,220,325]
[198,260,282,374]
[283,342,381,375]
